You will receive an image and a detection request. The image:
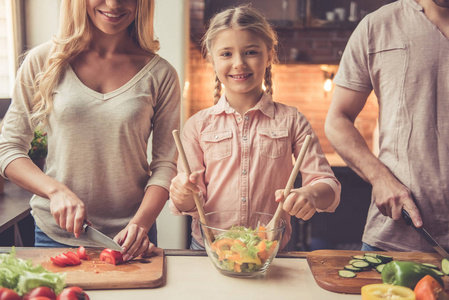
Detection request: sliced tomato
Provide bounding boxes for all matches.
[99,249,124,265]
[63,252,81,266]
[56,287,90,300]
[50,256,67,267]
[0,287,21,300]
[22,287,57,300]
[77,246,90,260]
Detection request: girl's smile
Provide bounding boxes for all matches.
[211,28,272,105]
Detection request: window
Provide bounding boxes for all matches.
[0,0,23,99]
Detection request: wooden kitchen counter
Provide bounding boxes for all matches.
[0,180,33,246]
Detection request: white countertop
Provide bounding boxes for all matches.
[87,255,360,300]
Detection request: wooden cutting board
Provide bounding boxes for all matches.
[14,247,165,290]
[306,249,449,294]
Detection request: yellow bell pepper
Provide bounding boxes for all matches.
[361,284,416,300]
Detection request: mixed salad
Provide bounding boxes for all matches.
[208,226,279,273]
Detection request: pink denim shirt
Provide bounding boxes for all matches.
[169,93,341,249]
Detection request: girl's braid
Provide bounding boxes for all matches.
[213,74,222,104]
[264,65,274,96]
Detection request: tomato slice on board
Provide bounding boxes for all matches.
[63,252,81,266]
[77,246,90,260]
[57,253,76,266]
[99,249,124,265]
[50,256,67,267]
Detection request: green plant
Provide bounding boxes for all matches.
[28,128,48,160]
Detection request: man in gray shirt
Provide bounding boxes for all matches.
[325,0,449,252]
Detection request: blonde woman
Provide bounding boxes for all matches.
[0,0,180,260]
[169,5,340,250]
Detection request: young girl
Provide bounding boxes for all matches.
[0,0,180,260]
[169,5,340,250]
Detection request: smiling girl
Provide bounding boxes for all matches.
[0,0,180,260]
[169,5,341,250]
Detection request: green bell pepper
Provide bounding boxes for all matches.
[381,261,444,289]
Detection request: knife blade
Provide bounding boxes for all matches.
[82,224,122,251]
[402,208,449,258]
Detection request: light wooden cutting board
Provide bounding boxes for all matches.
[14,247,165,290]
[306,249,449,294]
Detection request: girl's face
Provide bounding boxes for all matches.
[210,29,272,100]
[86,0,137,35]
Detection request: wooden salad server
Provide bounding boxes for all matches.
[265,134,312,240]
[172,130,215,243]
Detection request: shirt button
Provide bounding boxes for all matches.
[241,197,246,202]
[244,115,249,121]
[237,117,242,122]
[272,132,277,137]
[214,135,219,140]
[242,170,247,175]
[243,136,247,141]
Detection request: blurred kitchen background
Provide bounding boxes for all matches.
[0,0,395,250]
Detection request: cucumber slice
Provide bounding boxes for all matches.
[348,259,361,265]
[352,260,370,268]
[375,264,385,273]
[364,253,378,257]
[344,265,362,272]
[352,255,365,260]
[364,256,382,266]
[421,263,439,270]
[442,258,449,275]
[376,254,393,263]
[339,270,356,278]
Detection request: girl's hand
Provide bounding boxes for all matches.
[275,187,317,220]
[49,187,86,238]
[114,223,154,261]
[169,172,199,211]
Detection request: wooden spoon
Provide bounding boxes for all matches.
[172,130,215,243]
[265,134,312,240]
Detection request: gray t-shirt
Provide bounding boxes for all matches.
[0,41,181,246]
[334,0,449,252]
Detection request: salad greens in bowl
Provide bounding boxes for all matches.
[200,211,286,278]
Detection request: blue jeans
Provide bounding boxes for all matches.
[35,222,158,247]
[190,237,205,250]
[361,242,384,252]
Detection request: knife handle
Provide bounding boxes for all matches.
[401,208,413,227]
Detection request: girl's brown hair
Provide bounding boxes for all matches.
[202,5,278,104]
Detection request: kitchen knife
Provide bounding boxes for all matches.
[402,208,449,258]
[82,224,122,251]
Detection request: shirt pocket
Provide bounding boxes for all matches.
[258,128,289,159]
[201,130,233,160]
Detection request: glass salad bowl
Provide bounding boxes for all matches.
[199,211,286,278]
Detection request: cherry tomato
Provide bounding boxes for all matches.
[99,249,124,265]
[56,287,90,300]
[76,246,89,260]
[23,287,57,300]
[0,287,21,300]
[26,297,53,300]
[63,252,81,266]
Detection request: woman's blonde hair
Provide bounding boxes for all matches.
[202,5,278,104]
[31,0,159,125]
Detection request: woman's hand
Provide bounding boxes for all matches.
[169,172,199,212]
[48,187,86,238]
[114,223,154,261]
[275,186,317,220]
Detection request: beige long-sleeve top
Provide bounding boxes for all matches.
[0,41,181,246]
